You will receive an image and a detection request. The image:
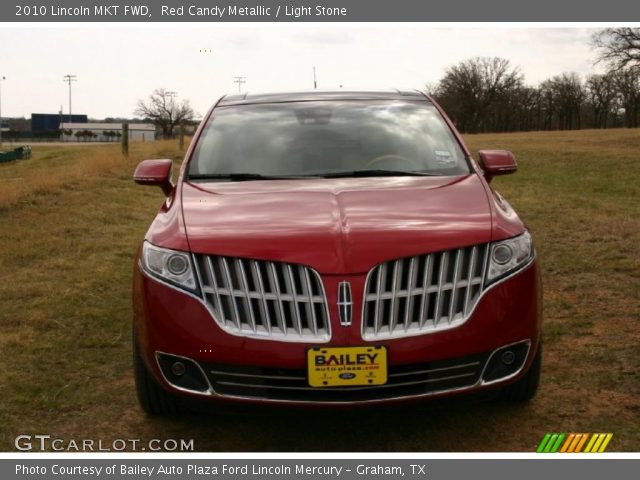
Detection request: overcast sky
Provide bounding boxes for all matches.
[0,25,603,119]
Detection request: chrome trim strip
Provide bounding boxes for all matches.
[268,262,287,335]
[215,372,477,391]
[389,261,400,332]
[463,245,478,317]
[479,243,489,291]
[237,259,257,333]
[205,256,224,326]
[209,370,306,381]
[286,264,303,335]
[373,263,385,334]
[418,255,432,329]
[448,249,463,324]
[433,252,447,327]
[252,259,272,334]
[388,361,481,378]
[221,257,241,331]
[302,267,318,336]
[404,257,417,331]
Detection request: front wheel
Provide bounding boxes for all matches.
[500,343,542,402]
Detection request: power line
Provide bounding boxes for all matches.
[63,74,77,122]
[233,76,246,93]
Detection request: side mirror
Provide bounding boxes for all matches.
[478,150,517,182]
[133,159,174,196]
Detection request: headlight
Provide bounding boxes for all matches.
[141,241,197,292]
[486,231,534,284]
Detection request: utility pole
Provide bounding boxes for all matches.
[63,74,77,122]
[165,91,177,138]
[233,76,246,93]
[313,67,317,89]
[0,76,5,147]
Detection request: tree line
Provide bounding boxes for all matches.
[429,28,640,133]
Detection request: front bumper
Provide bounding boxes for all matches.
[133,259,542,405]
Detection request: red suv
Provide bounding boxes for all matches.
[132,90,541,414]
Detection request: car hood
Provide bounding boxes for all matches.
[181,175,492,274]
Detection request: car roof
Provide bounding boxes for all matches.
[217,89,428,106]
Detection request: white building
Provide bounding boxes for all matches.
[60,122,157,142]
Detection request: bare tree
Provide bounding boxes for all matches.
[593,28,640,73]
[434,57,523,133]
[612,69,640,127]
[134,88,195,138]
[505,86,541,131]
[537,74,586,130]
[586,74,617,128]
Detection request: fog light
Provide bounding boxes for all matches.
[501,350,516,365]
[171,361,186,376]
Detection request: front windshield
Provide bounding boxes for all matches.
[187,100,470,178]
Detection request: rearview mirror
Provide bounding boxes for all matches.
[478,150,517,182]
[133,159,174,196]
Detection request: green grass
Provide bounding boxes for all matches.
[0,129,638,451]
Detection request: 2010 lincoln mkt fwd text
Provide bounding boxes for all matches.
[132,89,542,414]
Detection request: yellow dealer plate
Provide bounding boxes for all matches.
[307,346,387,387]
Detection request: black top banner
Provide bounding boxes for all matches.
[4,0,640,22]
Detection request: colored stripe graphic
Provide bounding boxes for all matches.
[537,433,613,453]
[598,433,614,452]
[550,433,565,453]
[560,433,575,453]
[584,433,614,453]
[536,433,552,453]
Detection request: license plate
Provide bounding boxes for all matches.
[307,346,387,387]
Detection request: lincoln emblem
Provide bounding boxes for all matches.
[337,281,353,326]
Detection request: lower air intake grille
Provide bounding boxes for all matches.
[202,353,487,402]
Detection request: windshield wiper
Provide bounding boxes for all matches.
[318,169,437,178]
[187,173,317,181]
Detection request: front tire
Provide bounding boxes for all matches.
[501,343,542,402]
[133,331,180,415]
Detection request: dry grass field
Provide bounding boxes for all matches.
[0,129,638,451]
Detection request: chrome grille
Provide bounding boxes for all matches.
[362,244,489,340]
[194,256,330,342]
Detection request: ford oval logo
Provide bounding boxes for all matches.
[339,372,356,380]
